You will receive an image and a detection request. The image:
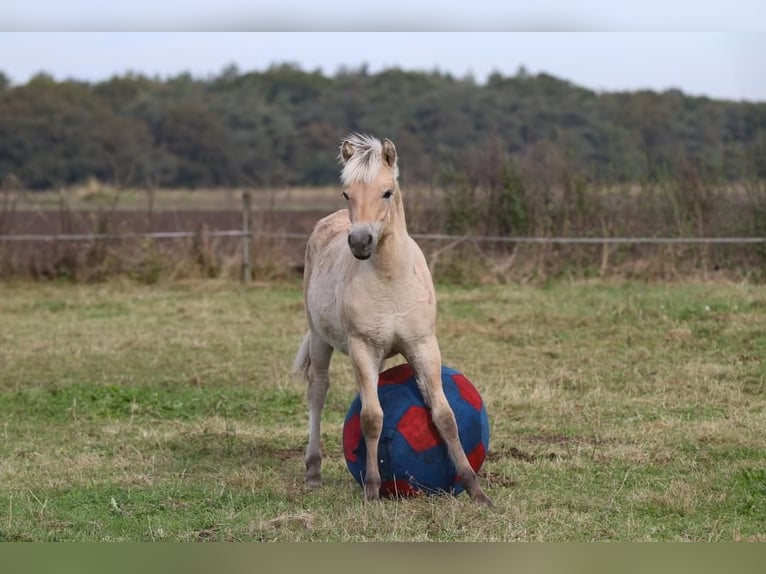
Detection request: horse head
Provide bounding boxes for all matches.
[338,134,400,260]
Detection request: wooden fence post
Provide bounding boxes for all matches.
[242,191,252,284]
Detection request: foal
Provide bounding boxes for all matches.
[293,134,491,506]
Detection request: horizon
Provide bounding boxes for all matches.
[1,32,764,103]
[5,60,760,105]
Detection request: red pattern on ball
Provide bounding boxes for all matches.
[379,363,415,386]
[453,374,483,410]
[454,443,487,485]
[396,406,442,452]
[342,412,361,463]
[381,479,421,498]
[467,442,486,471]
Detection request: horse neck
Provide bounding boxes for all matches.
[372,189,412,278]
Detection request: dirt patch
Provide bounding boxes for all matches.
[488,445,559,463]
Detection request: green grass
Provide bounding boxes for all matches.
[0,279,764,541]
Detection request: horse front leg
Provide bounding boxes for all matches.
[348,337,384,502]
[407,337,493,507]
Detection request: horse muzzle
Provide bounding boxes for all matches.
[348,225,377,260]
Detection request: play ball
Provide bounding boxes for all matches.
[342,363,490,498]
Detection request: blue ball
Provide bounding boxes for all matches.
[342,363,490,498]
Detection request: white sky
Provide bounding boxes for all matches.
[3,1,765,31]
[1,2,765,101]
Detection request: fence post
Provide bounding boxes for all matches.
[242,191,252,284]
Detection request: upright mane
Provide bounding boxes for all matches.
[339,133,399,186]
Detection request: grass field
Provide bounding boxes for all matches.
[8,185,342,212]
[0,278,764,541]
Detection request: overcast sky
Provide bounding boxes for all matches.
[2,2,765,102]
[3,1,765,31]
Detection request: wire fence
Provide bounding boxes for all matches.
[2,190,765,281]
[2,230,765,244]
[0,230,249,242]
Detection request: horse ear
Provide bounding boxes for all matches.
[340,140,355,164]
[382,138,397,168]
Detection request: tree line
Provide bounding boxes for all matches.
[0,64,765,190]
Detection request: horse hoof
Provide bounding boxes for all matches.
[305,474,322,489]
[364,484,382,503]
[473,490,494,507]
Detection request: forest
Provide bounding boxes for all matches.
[1,63,765,190]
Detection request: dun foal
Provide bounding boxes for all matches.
[293,134,491,505]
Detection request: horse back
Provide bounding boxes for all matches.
[305,209,350,269]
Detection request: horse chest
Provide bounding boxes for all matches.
[340,281,433,348]
[306,227,436,357]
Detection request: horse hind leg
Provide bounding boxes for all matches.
[304,332,333,488]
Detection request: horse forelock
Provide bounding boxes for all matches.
[339,133,399,186]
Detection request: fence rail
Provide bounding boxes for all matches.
[411,234,766,245]
[0,230,250,242]
[2,189,765,281]
[2,231,765,245]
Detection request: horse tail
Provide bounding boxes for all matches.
[291,331,311,381]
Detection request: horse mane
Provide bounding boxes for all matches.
[339,133,399,186]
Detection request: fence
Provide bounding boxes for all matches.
[1,191,765,282]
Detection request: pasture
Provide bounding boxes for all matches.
[0,278,764,541]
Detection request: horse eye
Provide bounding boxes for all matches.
[341,191,349,200]
[382,190,393,199]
